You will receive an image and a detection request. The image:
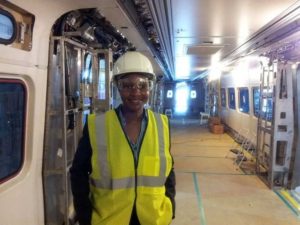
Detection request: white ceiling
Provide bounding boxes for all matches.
[170,0,298,80]
[106,0,299,80]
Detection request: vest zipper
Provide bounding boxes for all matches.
[115,107,149,221]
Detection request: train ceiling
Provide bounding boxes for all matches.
[116,0,300,81]
[51,0,300,81]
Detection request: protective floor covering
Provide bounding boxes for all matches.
[170,119,300,225]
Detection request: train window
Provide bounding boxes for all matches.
[221,88,226,107]
[190,90,197,99]
[166,90,173,98]
[82,53,93,83]
[263,95,273,121]
[253,87,260,117]
[253,87,273,120]
[239,88,249,113]
[0,80,26,183]
[228,88,236,109]
[0,8,17,44]
[0,1,35,51]
[98,58,106,99]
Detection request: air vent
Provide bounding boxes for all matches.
[186,44,224,55]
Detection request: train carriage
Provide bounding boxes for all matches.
[1,0,300,224]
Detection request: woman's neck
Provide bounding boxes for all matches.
[121,106,143,123]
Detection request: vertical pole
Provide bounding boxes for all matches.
[60,38,69,225]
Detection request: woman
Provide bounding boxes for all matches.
[70,51,176,225]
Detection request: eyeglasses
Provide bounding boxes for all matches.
[117,77,153,91]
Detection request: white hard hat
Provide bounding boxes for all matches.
[113,51,155,82]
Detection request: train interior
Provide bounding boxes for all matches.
[0,0,300,224]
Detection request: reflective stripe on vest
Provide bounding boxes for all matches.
[89,110,168,189]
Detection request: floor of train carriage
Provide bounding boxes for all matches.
[170,118,300,225]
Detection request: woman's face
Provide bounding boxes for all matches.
[117,74,151,113]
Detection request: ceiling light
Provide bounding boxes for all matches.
[185,44,224,55]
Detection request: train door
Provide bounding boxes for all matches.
[43,34,113,225]
[293,64,300,189]
[256,59,295,189]
[174,81,189,115]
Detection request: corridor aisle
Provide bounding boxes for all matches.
[170,120,299,225]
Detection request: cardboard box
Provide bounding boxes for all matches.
[209,116,221,125]
[210,124,224,134]
[209,122,214,131]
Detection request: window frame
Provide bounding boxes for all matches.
[0,8,17,45]
[98,57,106,100]
[252,86,273,120]
[238,87,250,114]
[166,89,173,98]
[228,87,236,109]
[252,86,260,117]
[0,78,26,184]
[82,52,93,83]
[221,88,226,108]
[190,90,197,99]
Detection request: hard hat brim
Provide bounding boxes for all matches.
[113,72,156,82]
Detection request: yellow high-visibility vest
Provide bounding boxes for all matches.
[88,109,173,225]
